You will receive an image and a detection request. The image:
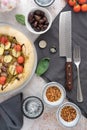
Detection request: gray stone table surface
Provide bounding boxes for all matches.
[0,0,87,130]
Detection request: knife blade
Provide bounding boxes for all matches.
[59,11,73,90]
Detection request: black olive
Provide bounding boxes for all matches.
[34,27,40,32]
[33,21,38,27]
[34,15,41,21]
[34,10,41,15]
[43,25,48,30]
[45,21,49,26]
[40,11,45,17]
[28,12,34,23]
[29,10,48,32]
[4,51,10,55]
[38,24,43,28]
[1,66,7,72]
[39,19,45,24]
[3,63,8,68]
[43,17,47,22]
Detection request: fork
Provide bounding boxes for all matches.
[73,46,83,102]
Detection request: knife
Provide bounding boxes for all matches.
[59,11,73,90]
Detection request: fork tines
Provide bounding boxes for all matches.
[73,46,81,62]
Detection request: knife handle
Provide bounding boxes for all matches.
[65,62,73,90]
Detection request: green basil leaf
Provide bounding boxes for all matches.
[15,14,25,25]
[36,57,50,76]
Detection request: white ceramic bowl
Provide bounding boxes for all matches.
[22,96,44,119]
[42,82,66,107]
[56,102,81,128]
[34,0,55,7]
[25,7,52,34]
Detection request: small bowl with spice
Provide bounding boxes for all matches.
[56,102,81,127]
[42,82,66,107]
[22,96,44,119]
[25,7,52,34]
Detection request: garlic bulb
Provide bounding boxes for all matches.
[0,0,20,12]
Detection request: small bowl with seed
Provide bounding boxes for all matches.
[56,102,81,127]
[42,82,66,107]
[25,7,52,34]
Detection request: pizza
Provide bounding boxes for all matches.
[0,25,36,93]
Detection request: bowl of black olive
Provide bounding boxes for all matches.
[25,7,52,34]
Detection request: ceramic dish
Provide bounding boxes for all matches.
[22,96,44,119]
[42,82,66,107]
[34,0,55,7]
[25,7,52,34]
[56,102,81,127]
[0,23,37,96]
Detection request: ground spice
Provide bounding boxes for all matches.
[61,106,77,122]
[46,86,61,102]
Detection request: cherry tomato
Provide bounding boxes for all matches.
[81,4,87,12]
[16,65,23,74]
[0,36,8,44]
[73,4,81,12]
[14,44,22,51]
[0,76,7,85]
[78,0,86,4]
[17,56,25,64]
[68,0,76,6]
[5,41,10,46]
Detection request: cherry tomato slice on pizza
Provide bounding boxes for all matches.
[16,65,23,74]
[17,56,25,64]
[14,44,22,51]
[0,76,7,85]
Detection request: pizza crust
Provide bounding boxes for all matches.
[0,25,36,93]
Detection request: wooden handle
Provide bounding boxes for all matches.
[65,62,73,90]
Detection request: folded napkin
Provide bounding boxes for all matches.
[0,93,23,130]
[34,4,87,118]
